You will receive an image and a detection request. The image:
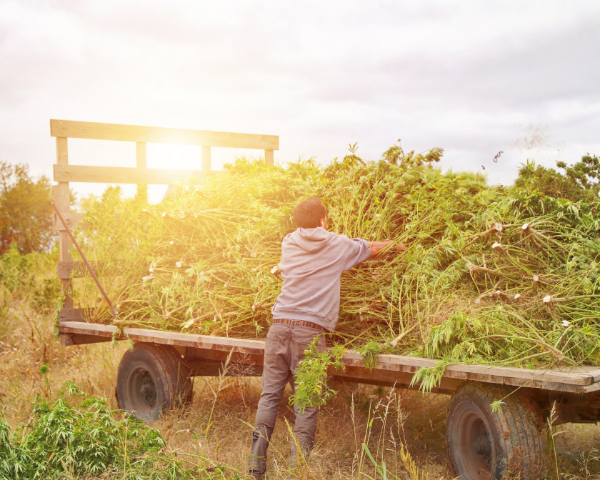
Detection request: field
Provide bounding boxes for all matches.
[4,150,600,478]
[3,251,600,479]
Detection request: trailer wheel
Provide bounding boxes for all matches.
[447,383,544,480]
[116,343,193,421]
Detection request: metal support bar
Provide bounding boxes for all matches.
[51,202,116,320]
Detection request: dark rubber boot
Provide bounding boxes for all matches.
[248,424,273,477]
[289,437,311,471]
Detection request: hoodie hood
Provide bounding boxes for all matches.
[288,227,335,253]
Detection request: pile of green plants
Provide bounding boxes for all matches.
[70,143,600,370]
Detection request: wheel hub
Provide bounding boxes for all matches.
[140,373,157,407]
[474,421,491,456]
[128,367,158,416]
[458,413,493,480]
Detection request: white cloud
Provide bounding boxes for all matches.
[0,0,599,202]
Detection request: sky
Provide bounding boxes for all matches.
[1,0,599,202]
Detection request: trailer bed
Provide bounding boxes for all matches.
[59,321,600,396]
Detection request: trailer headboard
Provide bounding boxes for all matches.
[51,119,279,322]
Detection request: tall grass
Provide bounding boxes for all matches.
[0,246,453,478]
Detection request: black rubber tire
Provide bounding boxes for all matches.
[447,383,545,480]
[116,343,193,421]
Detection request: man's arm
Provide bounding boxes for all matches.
[341,237,405,271]
[370,240,405,256]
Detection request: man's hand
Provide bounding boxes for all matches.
[370,240,405,256]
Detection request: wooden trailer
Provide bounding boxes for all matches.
[52,120,600,480]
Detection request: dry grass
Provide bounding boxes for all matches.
[3,302,600,479]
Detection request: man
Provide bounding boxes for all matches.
[248,196,404,479]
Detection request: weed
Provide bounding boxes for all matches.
[357,340,383,370]
[409,360,450,393]
[290,341,345,411]
[0,381,165,478]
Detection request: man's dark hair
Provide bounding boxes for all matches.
[293,196,326,228]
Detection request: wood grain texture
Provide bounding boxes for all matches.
[54,165,206,185]
[329,367,461,395]
[57,261,77,279]
[59,309,88,322]
[50,119,279,150]
[56,137,73,309]
[265,149,274,166]
[202,146,211,171]
[60,333,112,347]
[136,142,147,202]
[59,322,265,354]
[57,322,600,393]
[52,212,84,232]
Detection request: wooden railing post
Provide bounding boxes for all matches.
[265,149,274,166]
[136,142,147,202]
[202,146,211,172]
[56,137,73,311]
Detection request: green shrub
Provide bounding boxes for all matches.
[0,382,165,479]
[514,155,600,203]
[0,161,55,255]
[0,244,59,316]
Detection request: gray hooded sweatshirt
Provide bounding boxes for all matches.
[271,227,372,332]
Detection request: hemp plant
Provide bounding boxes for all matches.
[290,341,345,412]
[67,148,600,383]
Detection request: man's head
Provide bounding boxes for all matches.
[293,196,327,229]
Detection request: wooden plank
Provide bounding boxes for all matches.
[187,359,263,377]
[185,347,264,367]
[265,149,274,166]
[50,119,279,150]
[549,365,600,384]
[51,185,59,230]
[60,333,112,347]
[329,367,461,395]
[59,309,89,322]
[59,322,265,355]
[329,375,457,396]
[582,383,600,393]
[57,259,126,279]
[136,142,147,202]
[52,212,85,232]
[57,322,599,393]
[56,137,73,311]
[57,261,77,279]
[202,146,211,172]
[54,165,206,185]
[445,362,593,386]
[359,353,594,386]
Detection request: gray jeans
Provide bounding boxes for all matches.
[248,322,326,474]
